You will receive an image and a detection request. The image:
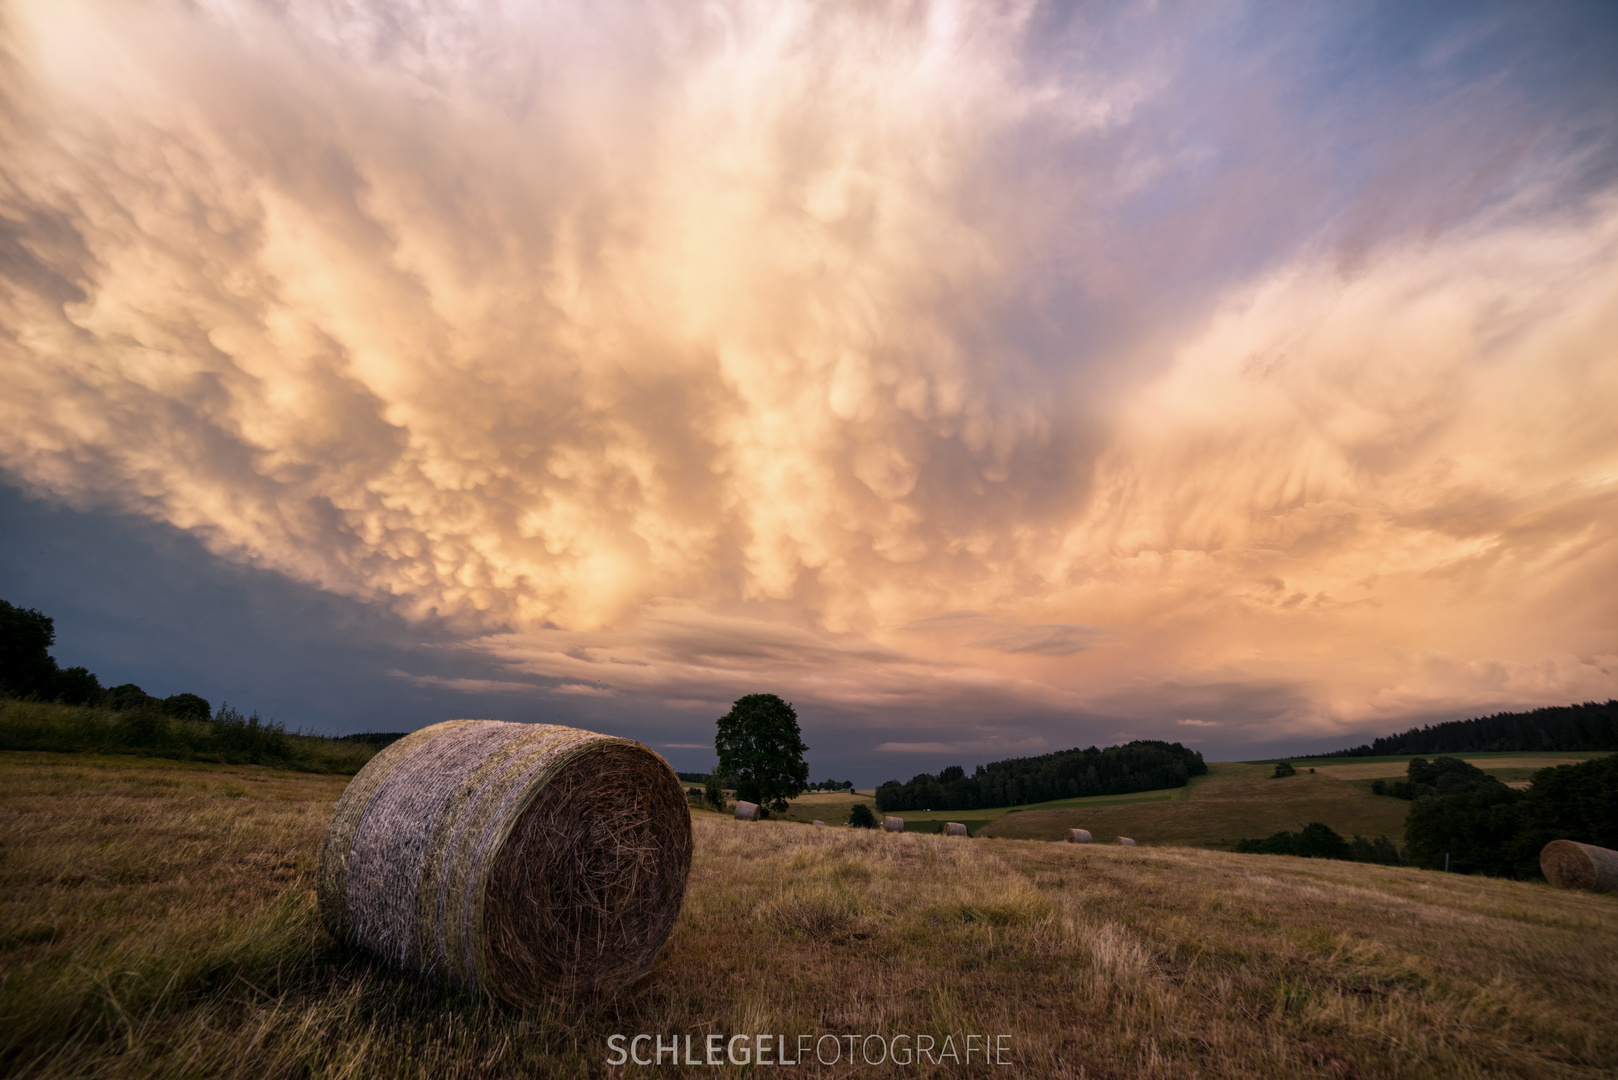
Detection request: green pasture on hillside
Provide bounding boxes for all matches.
[893,790,1178,824]
[978,762,1413,847]
[1249,750,1613,766]
[772,780,1186,831]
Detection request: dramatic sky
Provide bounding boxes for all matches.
[3,0,1617,781]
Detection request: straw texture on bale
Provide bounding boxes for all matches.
[944,822,968,837]
[1114,836,1137,846]
[734,801,761,821]
[1066,828,1092,844]
[882,816,904,832]
[1540,840,1618,893]
[318,720,692,1004]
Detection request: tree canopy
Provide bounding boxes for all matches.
[0,599,59,699]
[1392,755,1618,878]
[714,693,809,813]
[1,596,208,720]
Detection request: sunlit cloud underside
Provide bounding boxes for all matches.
[3,0,1616,749]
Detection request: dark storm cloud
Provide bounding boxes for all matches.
[1,1,1615,764]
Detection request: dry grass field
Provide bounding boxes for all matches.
[3,750,1617,1078]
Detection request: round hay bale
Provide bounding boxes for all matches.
[317,720,691,1003]
[1114,836,1136,846]
[734,800,761,821]
[944,822,968,837]
[882,815,905,832]
[1066,828,1092,844]
[1540,839,1618,893]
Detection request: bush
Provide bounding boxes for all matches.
[1404,783,1521,875]
[1236,822,1354,860]
[1296,822,1353,859]
[1272,761,1296,778]
[211,704,292,759]
[847,804,877,829]
[1350,834,1404,865]
[336,732,407,748]
[52,666,101,705]
[161,692,211,722]
[104,683,158,712]
[1236,832,1292,855]
[1375,756,1505,800]
[0,697,374,773]
[703,772,727,812]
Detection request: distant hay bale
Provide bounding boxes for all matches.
[734,801,761,822]
[812,820,825,827]
[1540,840,1618,893]
[882,815,904,832]
[1066,828,1092,844]
[1114,836,1136,846]
[944,822,967,837]
[317,720,691,1004]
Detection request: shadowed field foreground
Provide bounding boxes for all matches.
[2,752,1616,1078]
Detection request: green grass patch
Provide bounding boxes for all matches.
[1248,750,1614,766]
[895,789,1181,824]
[899,818,993,836]
[1001,792,1176,814]
[980,762,1412,848]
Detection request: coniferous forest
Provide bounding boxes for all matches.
[1318,701,1617,757]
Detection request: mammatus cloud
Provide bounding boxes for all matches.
[2,1,1615,749]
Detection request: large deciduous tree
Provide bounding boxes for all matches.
[714,693,809,813]
[0,599,59,699]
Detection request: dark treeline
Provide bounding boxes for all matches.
[338,732,408,748]
[1317,701,1618,758]
[1371,756,1500,800]
[1384,755,1618,878]
[876,740,1207,812]
[1237,823,1403,865]
[1,597,379,772]
[1,598,212,721]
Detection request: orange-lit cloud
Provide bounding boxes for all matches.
[2,0,1615,749]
